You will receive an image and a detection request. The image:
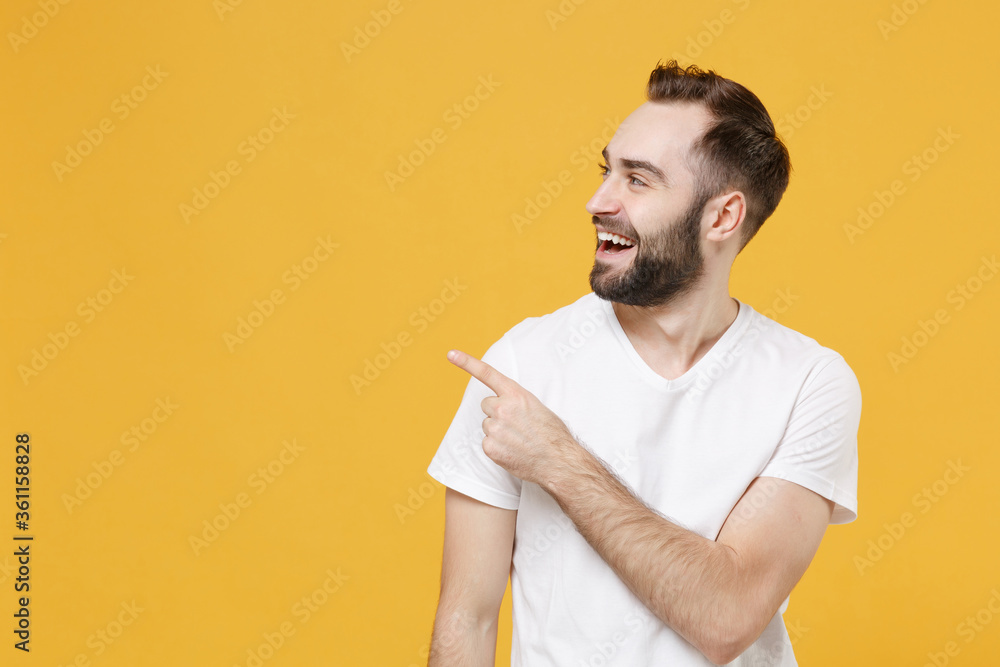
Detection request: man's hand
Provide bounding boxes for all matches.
[446,349,577,486]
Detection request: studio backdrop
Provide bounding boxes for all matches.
[2,0,998,665]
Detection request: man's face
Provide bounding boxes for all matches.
[586,101,715,308]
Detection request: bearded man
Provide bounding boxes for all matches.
[426,60,861,666]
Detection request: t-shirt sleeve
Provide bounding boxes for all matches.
[426,334,522,510]
[758,354,862,524]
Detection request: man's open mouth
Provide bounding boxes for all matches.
[597,231,638,256]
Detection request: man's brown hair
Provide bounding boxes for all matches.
[646,60,791,249]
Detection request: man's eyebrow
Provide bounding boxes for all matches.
[601,146,669,185]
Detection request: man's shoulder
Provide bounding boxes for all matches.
[500,292,608,343]
[742,303,858,385]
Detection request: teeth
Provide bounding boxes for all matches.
[597,231,635,247]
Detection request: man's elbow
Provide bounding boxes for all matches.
[434,604,493,639]
[429,603,499,664]
[697,551,782,663]
[702,636,750,666]
[700,630,755,665]
[698,613,769,665]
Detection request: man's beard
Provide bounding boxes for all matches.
[589,191,709,308]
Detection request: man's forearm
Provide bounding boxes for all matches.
[428,608,498,667]
[541,440,760,662]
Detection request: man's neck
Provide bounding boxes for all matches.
[611,287,739,381]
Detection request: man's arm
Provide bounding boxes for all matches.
[429,487,516,666]
[443,348,842,665]
[545,454,832,665]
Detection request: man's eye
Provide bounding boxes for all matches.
[597,163,645,187]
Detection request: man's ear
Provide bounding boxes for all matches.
[704,190,746,243]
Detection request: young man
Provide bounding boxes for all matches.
[426,61,861,666]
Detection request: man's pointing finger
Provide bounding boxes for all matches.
[447,349,515,395]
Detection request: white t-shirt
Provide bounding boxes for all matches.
[427,292,861,666]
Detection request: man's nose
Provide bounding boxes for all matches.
[585,180,621,218]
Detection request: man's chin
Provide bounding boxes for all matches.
[589,271,631,302]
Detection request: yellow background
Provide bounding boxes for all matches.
[2,0,998,664]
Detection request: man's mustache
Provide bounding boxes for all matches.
[592,215,639,241]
